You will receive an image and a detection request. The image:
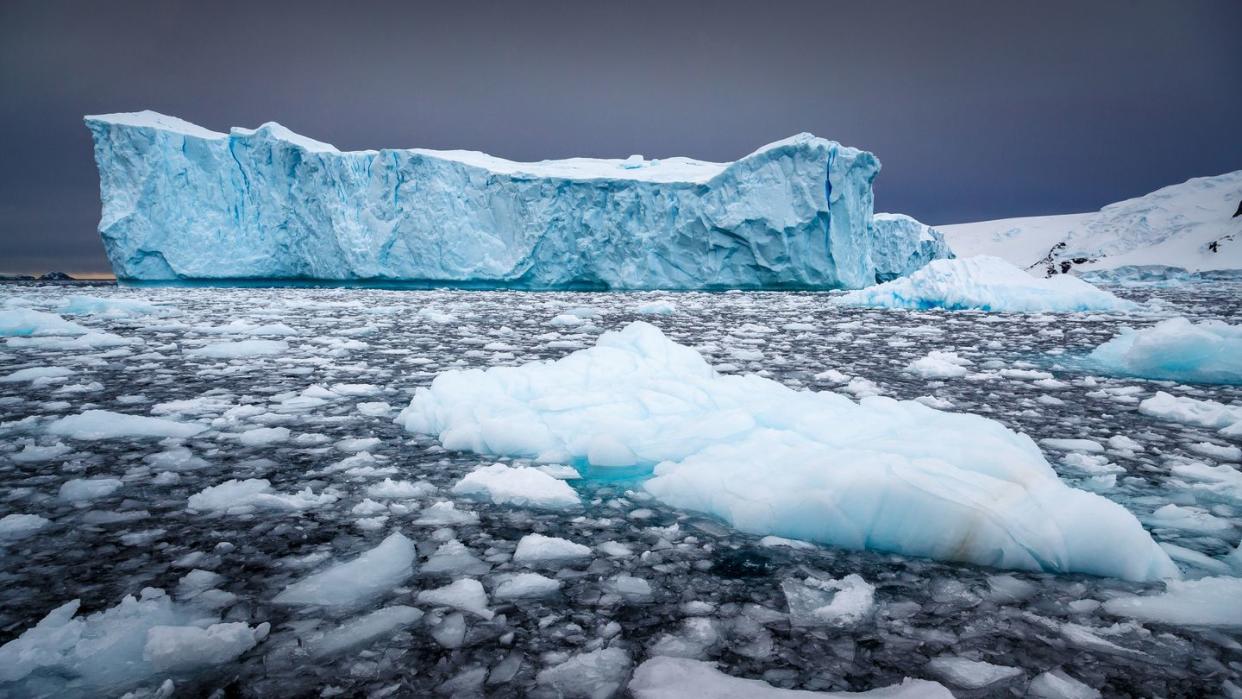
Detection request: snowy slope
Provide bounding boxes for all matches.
[84,111,951,289]
[939,171,1242,275]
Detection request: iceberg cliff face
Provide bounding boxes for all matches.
[85,111,948,288]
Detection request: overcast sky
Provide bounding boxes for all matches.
[2,0,1240,274]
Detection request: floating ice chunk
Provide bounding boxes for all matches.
[143,446,209,471]
[1138,391,1242,436]
[1040,438,1105,453]
[403,322,1175,580]
[1087,318,1242,384]
[1145,504,1235,534]
[413,501,480,526]
[198,319,298,336]
[493,572,561,600]
[416,578,493,619]
[59,295,168,318]
[357,401,392,417]
[1102,576,1242,627]
[429,612,467,649]
[835,256,1132,313]
[0,588,254,696]
[273,531,416,609]
[550,313,585,327]
[1189,441,1242,461]
[512,533,591,564]
[925,656,1023,689]
[649,617,719,659]
[186,339,288,358]
[366,478,437,499]
[451,463,580,510]
[1,366,75,383]
[236,426,290,446]
[597,540,634,557]
[187,478,337,513]
[636,300,676,315]
[537,647,632,699]
[0,513,50,539]
[143,622,261,672]
[11,442,73,462]
[1027,669,1102,699]
[336,436,380,452]
[629,656,954,698]
[905,351,971,379]
[59,477,123,503]
[307,606,423,658]
[47,410,205,440]
[0,308,89,336]
[607,574,654,602]
[422,539,490,576]
[782,574,875,627]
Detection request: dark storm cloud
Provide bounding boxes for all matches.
[2,0,1240,274]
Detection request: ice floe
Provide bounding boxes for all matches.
[402,321,1176,580]
[834,256,1133,313]
[1086,317,1242,384]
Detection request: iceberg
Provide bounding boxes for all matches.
[834,255,1134,313]
[1086,317,1242,385]
[84,111,950,289]
[399,321,1177,581]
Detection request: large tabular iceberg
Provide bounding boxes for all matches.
[1086,317,1242,385]
[834,255,1133,313]
[398,322,1176,581]
[84,111,950,289]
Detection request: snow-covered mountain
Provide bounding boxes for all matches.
[939,171,1242,276]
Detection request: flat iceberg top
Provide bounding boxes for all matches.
[398,321,1176,581]
[85,110,226,139]
[834,255,1134,313]
[86,111,835,183]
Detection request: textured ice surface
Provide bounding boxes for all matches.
[1086,317,1242,384]
[84,111,952,289]
[0,307,89,336]
[401,321,1175,580]
[46,409,206,439]
[2,281,1241,697]
[629,657,954,697]
[0,588,262,697]
[835,256,1133,312]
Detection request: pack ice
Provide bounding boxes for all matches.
[834,255,1133,313]
[399,321,1176,581]
[84,111,950,289]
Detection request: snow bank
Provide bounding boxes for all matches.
[1087,318,1242,384]
[834,256,1133,313]
[451,463,580,510]
[273,532,416,609]
[46,410,205,439]
[629,657,954,698]
[401,322,1176,581]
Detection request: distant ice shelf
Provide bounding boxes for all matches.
[84,111,950,289]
